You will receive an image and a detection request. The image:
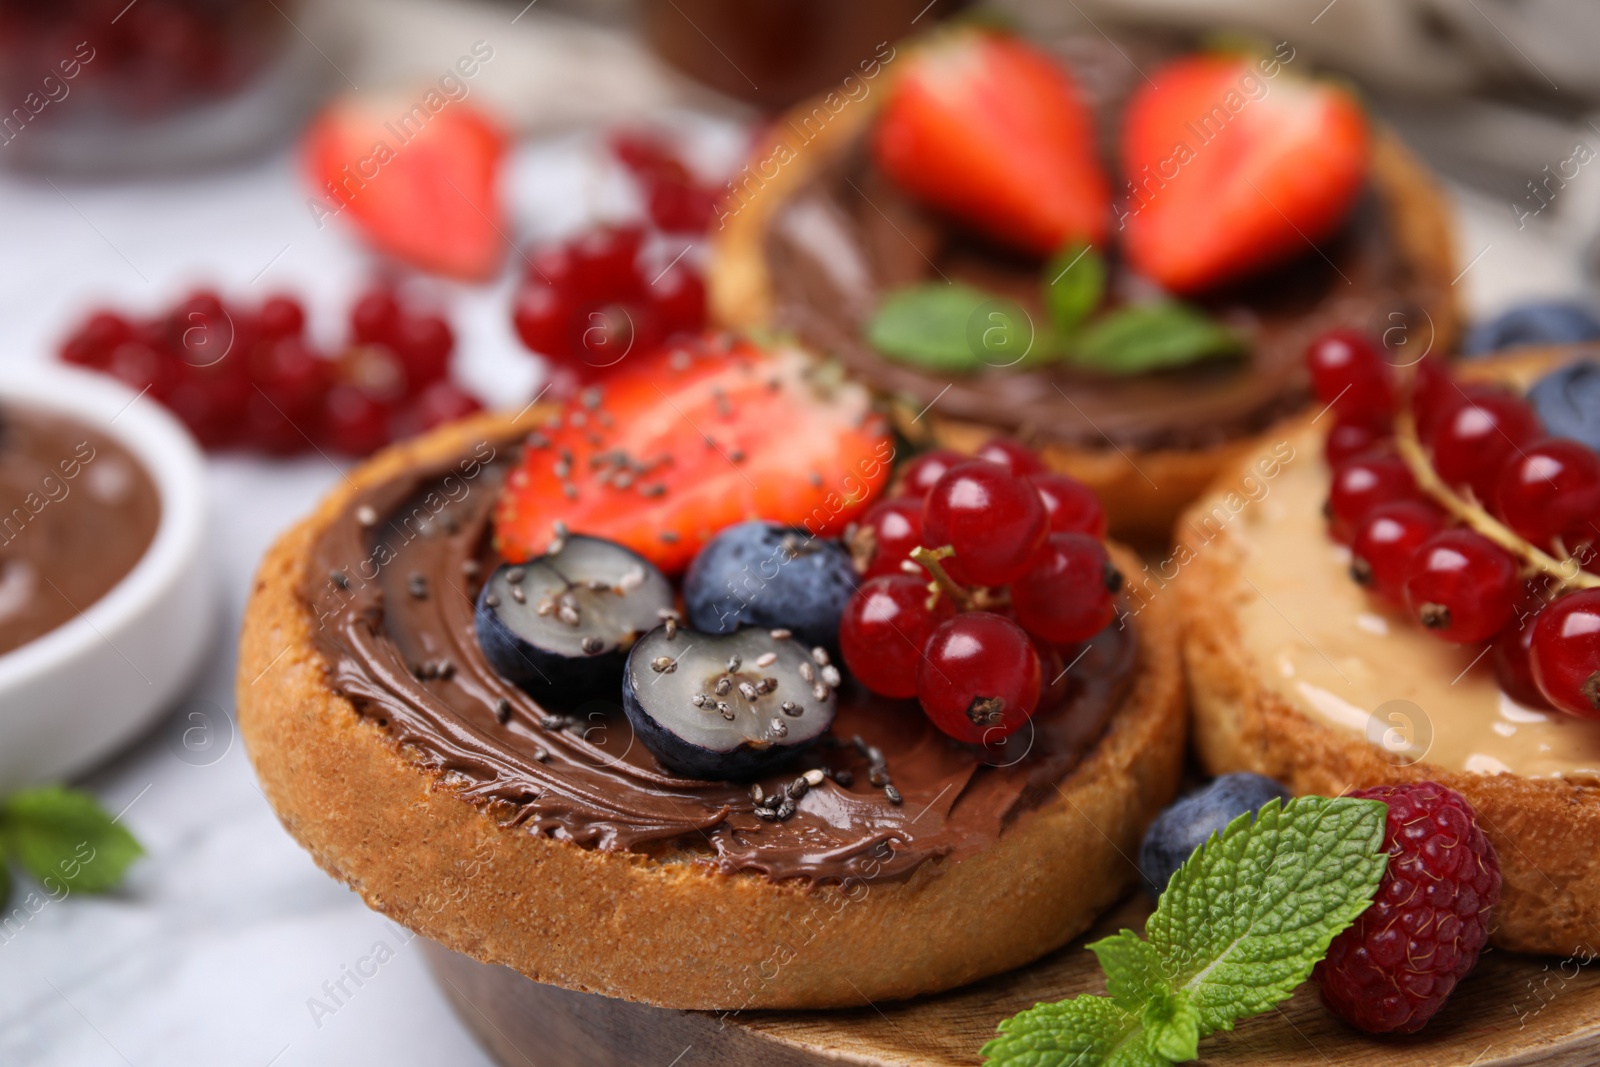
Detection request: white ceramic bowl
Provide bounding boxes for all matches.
[0,364,213,790]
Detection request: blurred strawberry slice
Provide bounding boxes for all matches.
[303,95,508,281]
[872,29,1110,256]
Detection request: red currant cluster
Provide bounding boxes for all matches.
[59,287,481,456]
[511,225,706,397]
[609,130,720,233]
[1310,329,1600,719]
[839,438,1116,744]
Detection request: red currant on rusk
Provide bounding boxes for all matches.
[1403,529,1520,644]
[974,436,1047,476]
[1324,413,1391,468]
[897,449,965,498]
[922,461,1047,587]
[1306,329,1394,421]
[1350,501,1444,605]
[849,498,925,581]
[1327,450,1417,544]
[1494,439,1600,552]
[1029,472,1107,538]
[916,612,1042,743]
[838,575,956,699]
[1426,388,1541,506]
[1493,603,1552,710]
[1530,589,1600,719]
[1012,533,1120,644]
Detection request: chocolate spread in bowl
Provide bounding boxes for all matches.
[302,435,1138,886]
[0,405,161,656]
[762,35,1449,452]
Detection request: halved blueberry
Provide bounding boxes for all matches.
[683,521,856,649]
[475,535,674,702]
[622,625,838,779]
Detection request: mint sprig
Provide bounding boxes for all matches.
[0,786,144,905]
[983,795,1388,1066]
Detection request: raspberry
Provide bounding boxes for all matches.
[1313,781,1501,1034]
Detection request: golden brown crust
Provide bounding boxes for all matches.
[237,409,1188,1009]
[1178,347,1600,956]
[709,84,1459,544]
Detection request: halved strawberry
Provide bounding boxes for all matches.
[1120,55,1370,293]
[303,94,508,281]
[872,29,1109,256]
[493,335,895,574]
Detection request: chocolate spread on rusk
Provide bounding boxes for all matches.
[760,37,1449,452]
[302,437,1137,885]
[0,406,160,656]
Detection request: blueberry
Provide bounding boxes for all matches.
[683,522,856,650]
[1529,360,1600,452]
[1138,773,1291,899]
[621,626,836,779]
[475,535,674,703]
[1462,302,1600,357]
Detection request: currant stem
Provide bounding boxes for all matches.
[1394,407,1600,594]
[909,544,973,612]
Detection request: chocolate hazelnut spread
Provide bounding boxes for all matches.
[760,36,1450,452]
[301,436,1138,885]
[0,405,160,656]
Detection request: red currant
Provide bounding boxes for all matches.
[1011,533,1120,644]
[1327,450,1418,544]
[916,612,1042,743]
[1403,529,1519,644]
[923,461,1047,587]
[974,436,1047,476]
[335,344,408,403]
[1530,589,1600,718]
[1350,501,1445,604]
[1029,472,1107,538]
[512,283,569,357]
[252,337,329,417]
[839,575,955,699]
[108,339,181,399]
[1411,356,1455,439]
[570,225,646,303]
[648,260,706,336]
[392,313,453,392]
[242,389,309,455]
[1494,438,1600,552]
[61,311,131,368]
[1427,388,1541,505]
[647,180,717,232]
[391,380,484,440]
[1306,329,1394,421]
[897,449,965,499]
[1325,413,1391,468]
[258,295,305,339]
[322,384,392,455]
[850,498,924,580]
[1493,595,1552,709]
[351,289,401,345]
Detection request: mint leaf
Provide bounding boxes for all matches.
[1043,242,1104,336]
[1071,303,1241,375]
[1147,796,1388,1035]
[983,795,1388,1066]
[1,786,143,894]
[982,995,1151,1067]
[1089,930,1163,1012]
[866,283,993,372]
[1140,989,1199,1062]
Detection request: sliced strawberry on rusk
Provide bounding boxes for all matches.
[1120,55,1370,293]
[493,335,895,574]
[872,29,1109,257]
[303,95,508,281]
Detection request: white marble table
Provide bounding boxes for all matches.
[0,29,1589,1065]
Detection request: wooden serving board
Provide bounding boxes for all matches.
[424,895,1600,1066]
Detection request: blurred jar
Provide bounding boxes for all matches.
[643,0,962,110]
[0,0,329,174]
